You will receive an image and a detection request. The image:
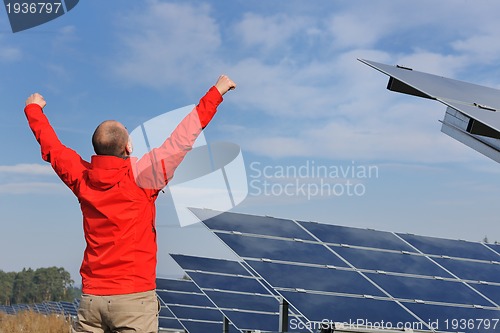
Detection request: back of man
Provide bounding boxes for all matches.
[24,75,236,333]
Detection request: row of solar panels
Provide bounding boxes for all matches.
[0,300,79,317]
[157,209,500,333]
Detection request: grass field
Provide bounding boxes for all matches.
[0,311,71,333]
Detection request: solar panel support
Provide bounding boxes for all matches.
[222,315,229,333]
[279,296,289,332]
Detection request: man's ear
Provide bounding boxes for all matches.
[125,138,133,155]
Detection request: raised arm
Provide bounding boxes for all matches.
[25,93,88,193]
[134,75,236,192]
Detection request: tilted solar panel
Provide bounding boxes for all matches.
[433,258,500,283]
[330,245,452,277]
[358,59,500,163]
[397,233,500,261]
[191,208,500,333]
[299,220,414,252]
[171,254,311,332]
[156,277,240,333]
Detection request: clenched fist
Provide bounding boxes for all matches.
[214,75,236,96]
[26,93,46,109]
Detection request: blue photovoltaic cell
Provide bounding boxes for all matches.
[299,221,415,252]
[186,271,270,294]
[156,278,200,292]
[158,317,183,330]
[193,208,315,240]
[366,273,493,306]
[157,290,213,308]
[221,310,284,332]
[397,233,500,261]
[170,254,251,276]
[433,258,500,283]
[156,278,236,333]
[60,301,78,316]
[485,243,500,255]
[279,291,420,328]
[248,261,385,297]
[204,290,278,313]
[168,305,222,322]
[331,246,451,277]
[216,232,348,267]
[159,307,175,318]
[182,321,240,333]
[470,283,500,306]
[173,255,310,332]
[403,302,500,333]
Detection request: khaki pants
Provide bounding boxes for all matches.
[71,290,159,333]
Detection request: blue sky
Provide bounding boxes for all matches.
[1,0,499,283]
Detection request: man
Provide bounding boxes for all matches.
[24,75,236,333]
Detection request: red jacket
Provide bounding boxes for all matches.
[25,86,223,295]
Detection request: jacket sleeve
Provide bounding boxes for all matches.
[134,86,223,194]
[24,103,89,194]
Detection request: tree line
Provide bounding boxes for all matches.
[0,267,81,305]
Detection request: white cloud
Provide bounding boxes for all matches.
[0,163,53,175]
[112,0,220,89]
[0,47,21,61]
[327,13,390,50]
[234,13,310,52]
[0,182,65,194]
[0,164,67,195]
[0,40,22,62]
[452,34,500,65]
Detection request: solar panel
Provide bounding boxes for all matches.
[171,254,311,332]
[0,300,81,318]
[246,261,386,297]
[397,233,500,261]
[193,207,314,240]
[192,209,500,332]
[403,303,500,333]
[433,258,500,283]
[158,317,184,332]
[59,301,78,317]
[279,291,421,329]
[156,277,239,333]
[358,59,500,133]
[299,220,414,252]
[365,273,494,306]
[330,246,452,277]
[471,284,500,305]
[215,232,348,266]
[485,243,500,255]
[359,59,500,163]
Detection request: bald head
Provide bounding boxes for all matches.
[92,120,130,157]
